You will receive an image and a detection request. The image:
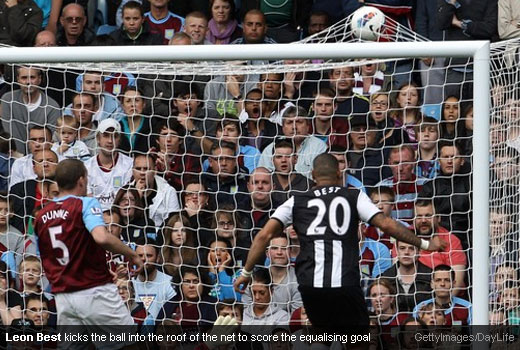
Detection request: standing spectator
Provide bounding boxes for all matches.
[353,62,385,97]
[183,11,209,45]
[243,233,302,315]
[310,88,348,148]
[306,10,330,37]
[364,186,397,249]
[498,0,520,40]
[84,119,133,210]
[381,241,433,313]
[389,82,422,144]
[244,167,274,237]
[110,1,163,45]
[242,268,289,325]
[206,0,242,44]
[0,0,42,46]
[133,239,176,325]
[377,145,428,221]
[118,87,153,155]
[144,0,184,44]
[1,66,60,155]
[413,265,472,326]
[70,92,97,154]
[57,4,94,46]
[369,92,409,148]
[9,125,51,189]
[131,153,180,228]
[10,150,58,234]
[326,66,370,118]
[231,10,276,44]
[258,106,328,178]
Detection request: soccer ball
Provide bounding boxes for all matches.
[350,6,386,41]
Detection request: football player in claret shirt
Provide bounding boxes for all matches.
[34,159,142,344]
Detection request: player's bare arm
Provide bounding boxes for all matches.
[233,218,284,293]
[370,213,447,252]
[91,226,143,274]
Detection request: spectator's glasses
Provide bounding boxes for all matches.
[64,16,83,24]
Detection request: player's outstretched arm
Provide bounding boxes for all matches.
[233,218,283,293]
[91,226,143,274]
[370,213,447,251]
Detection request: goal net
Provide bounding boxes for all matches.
[0,10,499,335]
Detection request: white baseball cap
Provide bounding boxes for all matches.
[97,118,121,134]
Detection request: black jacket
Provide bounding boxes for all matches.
[10,179,37,234]
[201,169,250,211]
[0,0,42,46]
[239,0,313,30]
[56,26,95,46]
[109,23,163,46]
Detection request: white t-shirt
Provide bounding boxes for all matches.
[9,155,36,189]
[51,140,91,161]
[84,153,133,210]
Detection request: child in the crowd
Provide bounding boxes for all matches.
[51,115,91,161]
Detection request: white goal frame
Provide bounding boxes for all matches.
[0,41,491,325]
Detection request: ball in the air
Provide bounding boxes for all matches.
[350,6,386,41]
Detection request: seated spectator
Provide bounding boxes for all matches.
[353,62,385,97]
[364,187,397,249]
[500,280,520,321]
[131,153,180,228]
[160,214,200,283]
[0,0,42,46]
[116,278,147,325]
[439,96,471,152]
[240,88,281,152]
[498,0,520,40]
[368,279,407,326]
[51,115,90,161]
[381,241,433,313]
[369,92,409,148]
[132,238,176,325]
[419,141,472,248]
[144,0,184,44]
[1,66,60,155]
[389,82,422,143]
[57,4,94,46]
[180,179,213,231]
[329,145,366,191]
[489,208,519,287]
[413,265,472,326]
[202,141,250,210]
[325,66,369,118]
[257,73,289,126]
[151,119,201,191]
[85,119,133,210]
[207,238,241,301]
[10,150,58,234]
[65,71,124,122]
[24,294,51,326]
[348,115,390,187]
[183,11,209,45]
[242,268,289,325]
[492,264,517,304]
[0,260,23,325]
[243,233,302,315]
[413,200,467,296]
[206,0,242,44]
[0,133,13,192]
[112,187,157,243]
[243,167,274,237]
[9,125,52,189]
[110,1,163,45]
[216,300,244,324]
[18,255,48,296]
[360,229,392,292]
[271,138,314,208]
[160,266,218,325]
[231,10,276,45]
[34,30,56,47]
[310,88,348,148]
[118,87,153,155]
[415,117,440,179]
[377,145,428,221]
[0,195,22,272]
[306,10,330,37]
[69,93,97,154]
[203,115,260,174]
[258,106,327,178]
[418,302,446,326]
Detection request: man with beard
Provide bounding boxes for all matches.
[70,92,98,154]
[413,199,466,296]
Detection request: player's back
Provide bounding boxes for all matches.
[292,185,380,288]
[34,195,112,293]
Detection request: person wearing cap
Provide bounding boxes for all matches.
[347,115,391,188]
[257,106,327,179]
[84,119,133,211]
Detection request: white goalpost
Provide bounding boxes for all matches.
[0,40,491,325]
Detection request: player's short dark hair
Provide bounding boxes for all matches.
[432,264,455,281]
[312,153,339,179]
[122,0,143,17]
[55,159,87,191]
[252,267,271,287]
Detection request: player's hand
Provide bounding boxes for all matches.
[233,274,251,294]
[205,316,239,349]
[426,236,448,252]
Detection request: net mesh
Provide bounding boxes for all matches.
[0,10,510,331]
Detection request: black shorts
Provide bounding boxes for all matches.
[299,285,369,330]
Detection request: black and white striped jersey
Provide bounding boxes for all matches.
[272,186,381,288]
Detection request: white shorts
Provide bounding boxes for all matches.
[56,283,136,350]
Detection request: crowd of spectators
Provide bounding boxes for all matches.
[0,0,519,347]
